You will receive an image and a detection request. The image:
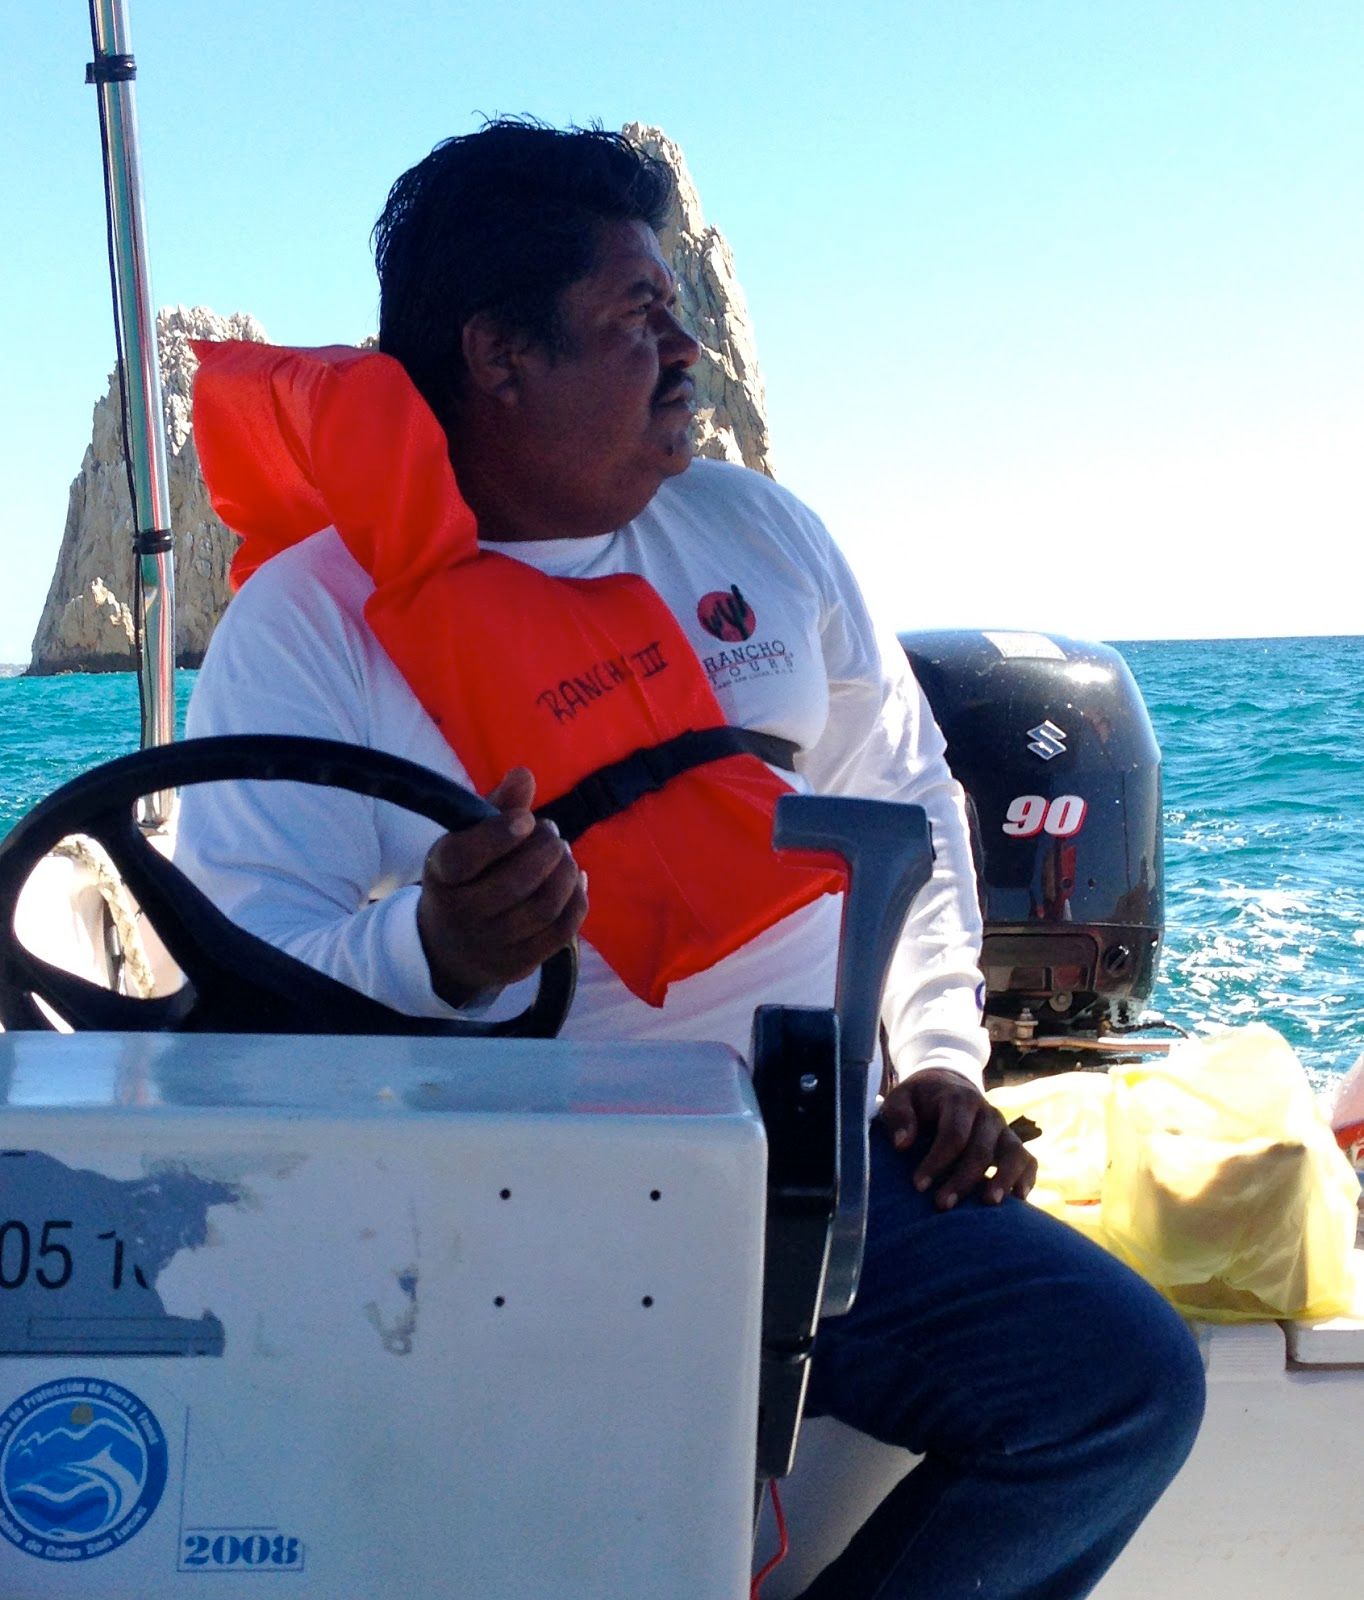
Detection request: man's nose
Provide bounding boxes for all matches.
[653,304,701,368]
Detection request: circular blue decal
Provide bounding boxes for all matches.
[0,1378,168,1562]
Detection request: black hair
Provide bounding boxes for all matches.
[373,119,675,423]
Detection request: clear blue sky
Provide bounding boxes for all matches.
[2,0,1361,663]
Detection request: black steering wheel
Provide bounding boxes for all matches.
[0,735,577,1038]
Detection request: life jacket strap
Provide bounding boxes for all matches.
[539,728,799,845]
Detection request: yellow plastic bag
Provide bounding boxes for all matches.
[989,1025,1362,1322]
[988,1070,1111,1250]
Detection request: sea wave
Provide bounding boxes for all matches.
[1122,635,1364,1086]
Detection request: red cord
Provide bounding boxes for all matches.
[751,1479,790,1599]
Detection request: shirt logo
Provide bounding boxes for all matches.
[697,584,756,642]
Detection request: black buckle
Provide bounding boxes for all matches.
[588,745,670,819]
[634,743,674,794]
[566,769,617,833]
[537,727,794,845]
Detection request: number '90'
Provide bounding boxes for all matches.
[1001,794,1087,840]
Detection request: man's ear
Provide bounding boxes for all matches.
[461,312,526,406]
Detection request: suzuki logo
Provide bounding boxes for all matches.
[1026,720,1067,760]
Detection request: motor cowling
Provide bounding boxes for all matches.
[899,629,1163,1055]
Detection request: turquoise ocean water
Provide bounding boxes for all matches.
[1,637,1361,1088]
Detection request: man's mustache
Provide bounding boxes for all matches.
[653,372,695,407]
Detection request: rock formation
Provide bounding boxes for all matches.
[30,128,771,673]
[28,306,266,674]
[624,123,773,476]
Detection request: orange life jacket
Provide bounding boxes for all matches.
[191,341,843,1006]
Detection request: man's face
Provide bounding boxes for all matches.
[505,219,701,536]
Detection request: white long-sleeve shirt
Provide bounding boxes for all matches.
[177,458,988,1090]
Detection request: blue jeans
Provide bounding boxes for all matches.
[796,1124,1206,1600]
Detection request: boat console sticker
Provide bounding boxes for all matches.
[0,1376,168,1562]
[180,1527,306,1575]
[0,1152,238,1358]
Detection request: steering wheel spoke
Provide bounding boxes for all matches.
[0,736,578,1039]
[12,949,192,1032]
[89,805,225,983]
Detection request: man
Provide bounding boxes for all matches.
[179,122,1203,1599]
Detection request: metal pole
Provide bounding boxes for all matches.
[87,0,176,825]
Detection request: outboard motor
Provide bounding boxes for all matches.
[899,630,1163,1072]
